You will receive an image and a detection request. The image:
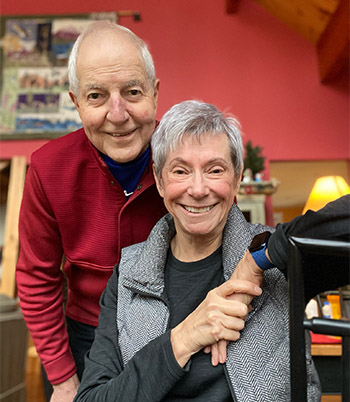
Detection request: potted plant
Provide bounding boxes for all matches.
[243,140,265,181]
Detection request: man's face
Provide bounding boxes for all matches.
[70,30,159,163]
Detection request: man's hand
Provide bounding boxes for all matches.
[204,250,264,365]
[50,374,80,402]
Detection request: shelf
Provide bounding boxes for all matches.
[311,343,342,356]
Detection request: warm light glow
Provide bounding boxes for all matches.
[303,176,350,214]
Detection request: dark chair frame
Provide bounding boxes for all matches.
[287,236,350,402]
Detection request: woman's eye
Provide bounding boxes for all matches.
[210,168,224,174]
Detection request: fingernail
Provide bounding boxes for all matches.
[254,286,262,294]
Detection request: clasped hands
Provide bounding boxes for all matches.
[170,251,263,368]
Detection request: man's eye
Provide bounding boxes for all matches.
[88,93,100,100]
[129,89,141,96]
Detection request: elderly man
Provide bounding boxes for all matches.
[16,21,167,402]
[74,100,320,402]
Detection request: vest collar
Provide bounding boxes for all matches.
[121,204,253,296]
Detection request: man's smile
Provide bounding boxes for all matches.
[109,128,137,138]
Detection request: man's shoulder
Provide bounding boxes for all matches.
[31,128,88,164]
[120,215,173,264]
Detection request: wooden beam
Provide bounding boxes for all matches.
[317,0,349,83]
[251,0,339,44]
[0,156,27,298]
[226,0,239,14]
[0,161,10,172]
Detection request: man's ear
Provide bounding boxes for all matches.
[69,91,79,108]
[152,164,164,198]
[153,79,160,104]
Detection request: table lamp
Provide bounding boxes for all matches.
[302,175,350,214]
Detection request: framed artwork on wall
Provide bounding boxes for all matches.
[0,12,117,140]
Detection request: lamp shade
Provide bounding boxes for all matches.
[302,176,350,214]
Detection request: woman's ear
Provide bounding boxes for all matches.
[152,164,164,198]
[234,168,244,194]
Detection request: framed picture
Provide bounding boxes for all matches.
[0,12,117,139]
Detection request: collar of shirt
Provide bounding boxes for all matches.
[100,146,151,199]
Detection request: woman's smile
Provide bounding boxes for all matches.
[182,204,216,213]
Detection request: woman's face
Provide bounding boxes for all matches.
[155,133,240,242]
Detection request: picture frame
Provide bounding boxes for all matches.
[0,12,117,140]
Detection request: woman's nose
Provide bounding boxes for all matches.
[187,173,209,198]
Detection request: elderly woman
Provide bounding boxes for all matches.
[74,101,320,402]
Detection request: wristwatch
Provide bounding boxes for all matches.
[249,231,274,270]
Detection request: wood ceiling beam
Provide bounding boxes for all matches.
[317,0,349,82]
[226,0,240,14]
[250,0,339,44]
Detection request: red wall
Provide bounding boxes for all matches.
[1,0,349,163]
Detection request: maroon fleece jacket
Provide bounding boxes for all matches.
[16,128,167,384]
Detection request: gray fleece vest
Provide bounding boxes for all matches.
[117,205,321,402]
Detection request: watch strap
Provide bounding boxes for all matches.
[250,245,274,270]
[249,231,274,270]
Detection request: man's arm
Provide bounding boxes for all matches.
[207,195,350,366]
[268,195,349,274]
[16,164,77,386]
[51,375,80,402]
[237,195,350,300]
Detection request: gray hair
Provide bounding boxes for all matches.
[152,100,243,179]
[68,21,156,95]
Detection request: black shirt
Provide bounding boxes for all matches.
[164,247,233,402]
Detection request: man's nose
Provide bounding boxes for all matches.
[106,94,130,123]
[187,173,209,198]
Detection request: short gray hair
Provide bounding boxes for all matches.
[68,21,156,95]
[152,100,243,179]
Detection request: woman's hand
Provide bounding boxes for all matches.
[170,279,262,367]
[204,250,264,365]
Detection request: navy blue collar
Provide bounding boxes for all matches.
[100,147,151,199]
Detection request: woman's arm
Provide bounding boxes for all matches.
[74,267,186,402]
[75,270,261,402]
